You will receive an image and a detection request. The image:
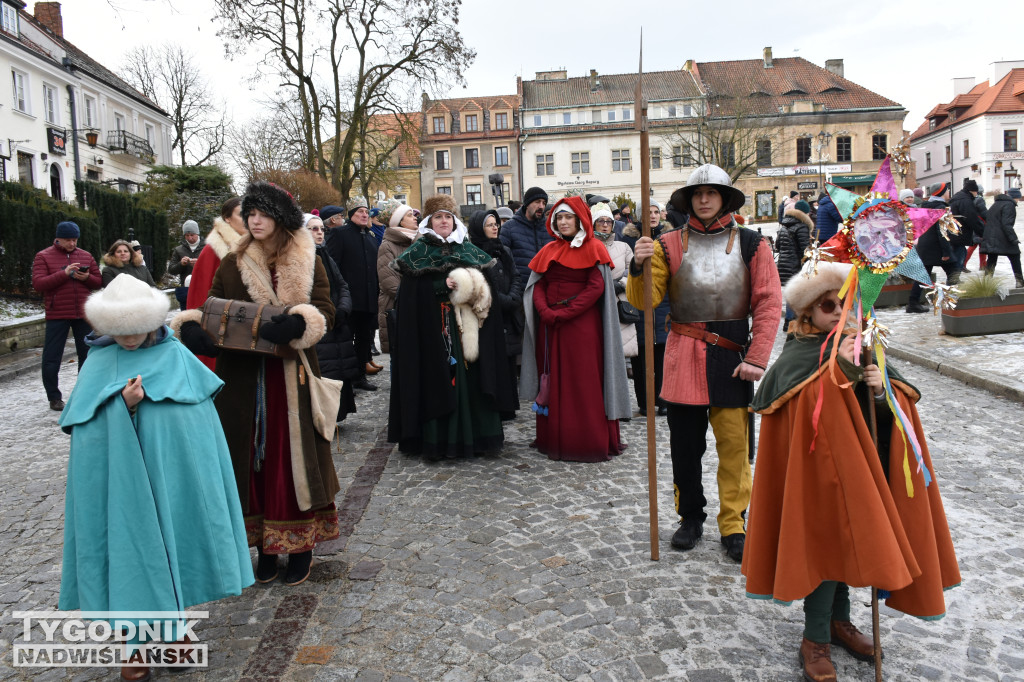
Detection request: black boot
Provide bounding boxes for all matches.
[255,547,279,583]
[284,551,313,586]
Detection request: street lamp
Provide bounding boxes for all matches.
[816,130,832,194]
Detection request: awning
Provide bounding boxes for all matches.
[830,173,877,187]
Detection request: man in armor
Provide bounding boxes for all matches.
[627,165,782,562]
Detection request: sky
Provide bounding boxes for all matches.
[60,0,1016,149]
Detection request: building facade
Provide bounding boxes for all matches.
[418,94,519,215]
[345,112,422,211]
[1,1,172,200]
[910,61,1024,195]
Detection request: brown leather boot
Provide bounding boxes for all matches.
[364,362,382,375]
[120,665,151,681]
[799,638,836,682]
[831,620,879,662]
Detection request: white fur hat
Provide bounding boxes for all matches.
[783,261,853,314]
[85,273,170,336]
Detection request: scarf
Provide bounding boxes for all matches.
[527,196,613,273]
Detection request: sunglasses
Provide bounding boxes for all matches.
[309,226,324,232]
[815,298,841,313]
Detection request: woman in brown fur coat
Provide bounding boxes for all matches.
[174,181,340,587]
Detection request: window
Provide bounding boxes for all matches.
[436,150,450,170]
[756,139,772,167]
[962,139,970,159]
[465,148,480,168]
[145,124,154,146]
[683,145,695,167]
[494,112,508,130]
[872,134,887,161]
[501,182,510,202]
[17,151,33,185]
[650,147,661,170]
[437,186,452,195]
[533,114,542,127]
[536,154,554,176]
[84,96,95,128]
[2,4,18,34]
[11,69,27,113]
[571,152,590,174]
[683,104,693,117]
[944,145,951,165]
[925,152,931,171]
[622,109,632,121]
[607,110,616,122]
[465,114,478,132]
[1005,130,1019,152]
[612,149,631,172]
[835,136,852,163]
[466,184,482,204]
[667,105,677,118]
[432,116,445,134]
[672,145,683,168]
[563,112,571,125]
[43,84,58,123]
[114,113,125,131]
[719,142,736,168]
[494,146,509,166]
[592,109,602,123]
[796,138,812,164]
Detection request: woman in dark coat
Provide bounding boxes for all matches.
[101,239,154,287]
[307,213,359,422]
[981,193,1023,287]
[174,181,339,587]
[468,208,522,415]
[520,196,630,462]
[387,194,516,459]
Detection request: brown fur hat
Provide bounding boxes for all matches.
[423,194,459,219]
[242,181,304,231]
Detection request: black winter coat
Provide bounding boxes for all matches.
[915,198,955,266]
[499,208,553,287]
[950,190,984,247]
[314,247,360,384]
[980,195,1020,256]
[775,208,813,285]
[324,220,379,314]
[168,236,206,285]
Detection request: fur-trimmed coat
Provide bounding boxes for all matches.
[376,226,417,352]
[172,227,339,512]
[101,251,155,287]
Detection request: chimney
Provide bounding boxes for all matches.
[825,59,844,78]
[589,69,600,92]
[763,47,773,69]
[34,2,64,38]
[952,77,976,96]
[682,59,694,72]
[421,92,429,111]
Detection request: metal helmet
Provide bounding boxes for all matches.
[669,163,746,217]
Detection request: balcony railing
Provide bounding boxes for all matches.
[106,130,155,163]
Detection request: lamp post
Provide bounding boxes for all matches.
[816,130,832,196]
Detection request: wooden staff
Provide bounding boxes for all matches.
[634,36,658,561]
[862,341,883,681]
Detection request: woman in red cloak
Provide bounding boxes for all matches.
[519,196,631,462]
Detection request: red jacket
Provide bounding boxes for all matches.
[32,243,102,320]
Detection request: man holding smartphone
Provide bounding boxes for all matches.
[168,219,206,310]
[32,221,102,411]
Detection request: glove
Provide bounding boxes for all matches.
[613,279,626,295]
[179,321,219,357]
[259,313,307,344]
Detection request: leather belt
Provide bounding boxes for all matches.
[669,321,744,353]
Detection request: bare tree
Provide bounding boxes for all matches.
[227,100,310,181]
[212,0,475,199]
[121,44,227,166]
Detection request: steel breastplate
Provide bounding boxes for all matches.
[669,228,751,323]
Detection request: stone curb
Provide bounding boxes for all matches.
[0,347,77,385]
[887,344,1024,404]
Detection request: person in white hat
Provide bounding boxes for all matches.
[59,274,253,682]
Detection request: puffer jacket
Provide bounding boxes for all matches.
[315,246,360,382]
[376,226,416,352]
[980,194,1020,256]
[915,198,954,265]
[168,236,206,285]
[815,194,843,243]
[499,207,553,287]
[775,208,813,285]
[32,243,102,319]
[602,236,638,357]
[950,189,983,247]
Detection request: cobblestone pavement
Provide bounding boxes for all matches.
[1,329,1023,682]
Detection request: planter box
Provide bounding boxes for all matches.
[874,283,914,308]
[941,289,1024,336]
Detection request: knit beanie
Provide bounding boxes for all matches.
[389,204,415,228]
[963,179,979,193]
[928,182,948,197]
[56,221,80,239]
[794,200,811,214]
[898,189,915,205]
[523,186,549,206]
[590,202,614,223]
[182,220,200,235]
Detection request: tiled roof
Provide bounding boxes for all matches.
[421,94,519,142]
[522,71,702,109]
[424,94,517,115]
[694,57,902,116]
[909,69,1024,141]
[365,113,421,168]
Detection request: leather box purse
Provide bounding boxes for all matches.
[200,297,296,358]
